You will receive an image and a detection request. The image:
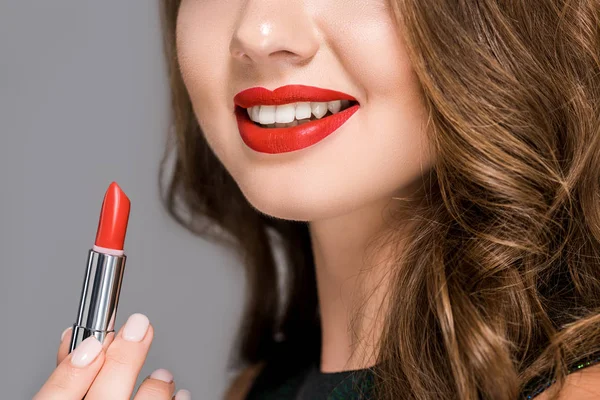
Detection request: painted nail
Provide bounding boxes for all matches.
[150,368,174,383]
[122,313,149,342]
[175,389,191,400]
[60,327,71,342]
[70,336,102,368]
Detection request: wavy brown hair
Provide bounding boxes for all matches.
[158,1,600,399]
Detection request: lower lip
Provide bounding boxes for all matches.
[235,104,360,154]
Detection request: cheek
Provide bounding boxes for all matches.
[176,5,238,164]
[318,5,432,175]
[176,3,232,121]
[320,2,417,99]
[322,11,432,194]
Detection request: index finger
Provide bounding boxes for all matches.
[57,327,115,366]
[35,336,105,400]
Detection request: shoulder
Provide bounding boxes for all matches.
[223,362,266,400]
[534,363,600,399]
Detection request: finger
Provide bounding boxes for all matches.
[56,326,72,366]
[57,327,116,366]
[172,389,192,400]
[85,313,154,400]
[133,368,175,400]
[34,336,105,400]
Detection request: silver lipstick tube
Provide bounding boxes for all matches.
[69,249,126,353]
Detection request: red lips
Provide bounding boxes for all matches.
[233,85,360,154]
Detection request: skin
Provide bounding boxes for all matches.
[33,315,188,400]
[176,0,433,373]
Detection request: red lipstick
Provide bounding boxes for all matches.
[94,182,130,251]
[233,85,360,154]
[68,182,131,353]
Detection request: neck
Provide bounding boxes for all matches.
[308,194,413,373]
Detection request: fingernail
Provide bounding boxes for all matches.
[175,389,191,400]
[122,313,149,342]
[60,327,71,342]
[150,368,173,383]
[71,336,102,368]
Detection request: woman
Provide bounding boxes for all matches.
[34,0,600,399]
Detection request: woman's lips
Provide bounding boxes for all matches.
[234,104,359,154]
[233,85,360,154]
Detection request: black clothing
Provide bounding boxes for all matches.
[246,352,600,399]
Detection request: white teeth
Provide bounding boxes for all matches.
[311,102,328,119]
[246,100,354,125]
[327,100,341,114]
[295,102,312,120]
[274,104,296,123]
[251,105,261,121]
[258,105,276,124]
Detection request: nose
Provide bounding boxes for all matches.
[229,0,319,66]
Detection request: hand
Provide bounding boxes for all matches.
[33,313,191,400]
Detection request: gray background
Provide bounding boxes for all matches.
[0,1,247,398]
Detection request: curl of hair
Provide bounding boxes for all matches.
[159,0,600,399]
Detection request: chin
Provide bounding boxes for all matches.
[237,182,329,222]
[235,176,381,223]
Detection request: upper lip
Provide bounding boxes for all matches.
[233,84,358,108]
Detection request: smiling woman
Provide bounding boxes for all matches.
[158,0,600,399]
